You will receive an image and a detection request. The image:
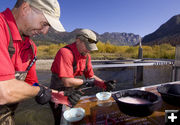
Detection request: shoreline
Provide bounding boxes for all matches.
[36,58,174,70]
[36,59,53,71]
[35,59,114,70]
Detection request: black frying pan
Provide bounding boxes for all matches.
[157,83,180,106]
[112,90,161,117]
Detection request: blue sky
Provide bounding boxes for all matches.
[1,0,180,37]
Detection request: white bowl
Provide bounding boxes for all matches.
[63,108,85,122]
[96,92,112,101]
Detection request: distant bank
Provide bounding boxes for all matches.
[36,60,53,71]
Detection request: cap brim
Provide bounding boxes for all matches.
[43,12,65,32]
[85,42,98,51]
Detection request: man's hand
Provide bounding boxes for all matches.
[104,80,117,91]
[35,86,52,105]
[83,78,95,87]
[94,80,116,91]
[64,90,82,107]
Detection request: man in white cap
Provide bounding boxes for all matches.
[0,0,65,124]
[50,29,116,125]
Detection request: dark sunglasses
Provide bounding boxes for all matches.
[78,35,98,44]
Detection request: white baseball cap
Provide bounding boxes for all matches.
[25,0,65,32]
[77,29,98,51]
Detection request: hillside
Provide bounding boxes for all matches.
[32,28,141,46]
[142,14,180,46]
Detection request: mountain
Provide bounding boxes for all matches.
[99,32,140,46]
[142,14,180,45]
[32,28,141,46]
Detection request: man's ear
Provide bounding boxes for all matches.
[20,2,31,16]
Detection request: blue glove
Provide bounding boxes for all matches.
[32,83,39,86]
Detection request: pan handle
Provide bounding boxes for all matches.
[111,93,118,101]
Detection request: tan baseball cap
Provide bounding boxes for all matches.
[25,0,65,32]
[77,29,98,51]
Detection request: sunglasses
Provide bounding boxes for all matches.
[78,35,98,44]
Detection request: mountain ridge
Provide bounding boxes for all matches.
[32,28,141,46]
[142,14,180,45]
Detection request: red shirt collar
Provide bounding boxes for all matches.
[1,8,22,41]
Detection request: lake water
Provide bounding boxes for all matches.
[15,65,173,125]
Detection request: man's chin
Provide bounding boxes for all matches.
[24,33,39,37]
[31,34,40,37]
[80,53,87,56]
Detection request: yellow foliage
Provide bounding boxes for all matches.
[37,43,175,59]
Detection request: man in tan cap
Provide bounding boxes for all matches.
[0,0,65,124]
[50,29,116,125]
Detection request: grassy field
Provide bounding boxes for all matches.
[37,42,175,60]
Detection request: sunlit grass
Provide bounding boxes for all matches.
[37,41,175,60]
